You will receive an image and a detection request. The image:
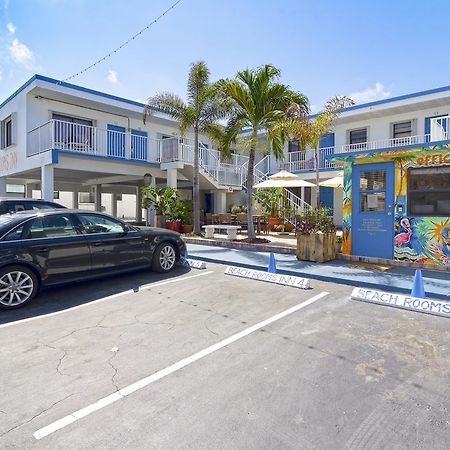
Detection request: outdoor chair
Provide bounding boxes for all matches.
[211,214,220,225]
[205,213,213,225]
[236,213,248,232]
[219,213,232,224]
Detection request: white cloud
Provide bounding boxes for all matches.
[6,22,15,34]
[309,104,320,114]
[9,38,35,68]
[107,70,119,85]
[349,82,391,104]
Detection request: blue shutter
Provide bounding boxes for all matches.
[320,186,334,211]
[425,114,448,142]
[319,132,335,168]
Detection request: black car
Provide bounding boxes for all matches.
[0,210,186,309]
[0,198,66,215]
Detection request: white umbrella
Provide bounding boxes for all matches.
[319,172,344,188]
[254,170,316,188]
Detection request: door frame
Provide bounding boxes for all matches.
[351,161,395,259]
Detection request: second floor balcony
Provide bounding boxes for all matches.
[281,115,449,173]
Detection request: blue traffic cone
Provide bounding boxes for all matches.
[411,269,425,298]
[268,252,277,274]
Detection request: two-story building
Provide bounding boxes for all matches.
[0,75,248,221]
[0,75,449,268]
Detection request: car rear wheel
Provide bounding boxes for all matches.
[152,242,177,273]
[0,265,38,310]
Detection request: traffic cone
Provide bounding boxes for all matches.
[268,252,277,274]
[411,269,425,298]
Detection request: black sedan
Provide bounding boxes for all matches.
[0,210,186,310]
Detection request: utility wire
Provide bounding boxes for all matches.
[60,0,184,83]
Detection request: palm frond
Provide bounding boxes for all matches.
[145,92,187,124]
[187,61,210,108]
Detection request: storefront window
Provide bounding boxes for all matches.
[408,167,450,215]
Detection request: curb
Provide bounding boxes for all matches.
[183,237,296,255]
[187,254,449,302]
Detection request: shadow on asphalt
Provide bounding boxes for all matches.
[0,264,192,325]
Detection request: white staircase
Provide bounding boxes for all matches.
[281,189,312,225]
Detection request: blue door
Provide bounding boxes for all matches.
[425,114,448,142]
[107,125,125,157]
[320,186,334,212]
[131,129,148,160]
[319,132,335,168]
[351,162,395,259]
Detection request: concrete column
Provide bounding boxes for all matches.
[135,187,142,223]
[0,177,6,197]
[111,193,118,218]
[25,183,33,198]
[148,176,156,226]
[72,191,79,209]
[215,191,227,213]
[333,188,343,227]
[41,165,54,201]
[125,131,132,160]
[166,168,178,189]
[94,184,102,212]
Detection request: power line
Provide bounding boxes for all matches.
[60,0,184,83]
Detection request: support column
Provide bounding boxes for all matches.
[149,176,156,227]
[0,177,6,197]
[25,183,33,198]
[41,165,54,201]
[215,191,227,213]
[135,187,142,223]
[72,191,79,209]
[94,184,102,212]
[111,193,118,218]
[166,168,178,189]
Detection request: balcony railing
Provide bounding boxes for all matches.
[28,119,161,162]
[281,116,450,173]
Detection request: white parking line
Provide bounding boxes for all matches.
[0,271,214,330]
[33,291,329,440]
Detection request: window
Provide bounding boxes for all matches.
[288,140,300,153]
[78,214,125,234]
[349,128,368,145]
[408,167,450,216]
[1,116,14,148]
[359,170,386,212]
[393,121,412,139]
[24,215,78,239]
[52,114,94,151]
[3,224,25,241]
[31,202,63,210]
[79,192,94,203]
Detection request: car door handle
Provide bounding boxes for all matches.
[36,247,49,253]
[91,241,102,246]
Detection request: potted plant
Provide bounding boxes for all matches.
[165,196,184,233]
[296,208,336,262]
[253,188,284,230]
[142,186,176,228]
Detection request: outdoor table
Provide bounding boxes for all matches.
[252,215,266,235]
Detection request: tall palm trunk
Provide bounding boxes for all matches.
[314,145,320,209]
[193,129,201,234]
[246,132,257,240]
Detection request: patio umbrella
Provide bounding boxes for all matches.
[254,170,316,188]
[319,172,344,188]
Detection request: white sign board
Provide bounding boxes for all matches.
[225,266,310,289]
[351,287,450,319]
[186,259,206,269]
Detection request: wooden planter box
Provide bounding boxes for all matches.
[296,232,336,263]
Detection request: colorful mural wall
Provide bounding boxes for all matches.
[336,144,450,267]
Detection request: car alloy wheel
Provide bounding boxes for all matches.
[0,270,34,307]
[159,244,176,271]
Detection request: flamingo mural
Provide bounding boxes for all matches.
[394,218,412,246]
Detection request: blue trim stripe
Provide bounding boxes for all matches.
[54,150,160,167]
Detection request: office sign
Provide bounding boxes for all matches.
[351,288,450,318]
[225,266,310,289]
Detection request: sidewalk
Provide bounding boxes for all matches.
[187,243,450,301]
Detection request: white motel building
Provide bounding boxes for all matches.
[0,74,449,226]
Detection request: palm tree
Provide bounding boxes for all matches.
[285,96,354,208]
[144,61,227,234]
[217,64,308,240]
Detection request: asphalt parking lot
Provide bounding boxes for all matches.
[0,262,449,449]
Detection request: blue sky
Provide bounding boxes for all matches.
[1,0,450,111]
